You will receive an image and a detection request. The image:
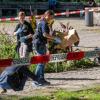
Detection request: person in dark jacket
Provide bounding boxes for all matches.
[33,10,60,86]
[14,10,34,58]
[0,65,36,94]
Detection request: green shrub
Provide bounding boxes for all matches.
[20,96,50,100]
[0,34,97,73]
[29,64,36,73]
[66,58,97,69]
[45,58,97,73]
[0,34,17,59]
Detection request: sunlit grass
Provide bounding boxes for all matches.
[1,86,100,100]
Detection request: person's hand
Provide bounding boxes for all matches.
[27,34,33,38]
[16,28,23,35]
[54,37,61,44]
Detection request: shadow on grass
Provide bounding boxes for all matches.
[47,77,98,81]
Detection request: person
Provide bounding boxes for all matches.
[0,65,36,94]
[33,10,60,86]
[14,10,34,58]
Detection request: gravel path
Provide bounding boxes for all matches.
[4,67,100,96]
[1,18,100,96]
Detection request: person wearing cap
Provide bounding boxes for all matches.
[14,10,34,58]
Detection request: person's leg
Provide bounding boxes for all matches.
[34,44,50,85]
[35,63,45,80]
[17,66,34,90]
[23,43,29,58]
[19,66,36,80]
[19,43,24,58]
[35,44,46,80]
[19,43,29,58]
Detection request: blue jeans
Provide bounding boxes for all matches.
[35,44,46,81]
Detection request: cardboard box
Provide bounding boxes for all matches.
[55,29,80,49]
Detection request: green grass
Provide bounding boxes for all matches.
[0,95,50,100]
[0,34,17,59]
[1,86,100,100]
[57,86,100,100]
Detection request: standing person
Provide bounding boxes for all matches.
[33,10,56,86]
[14,10,34,58]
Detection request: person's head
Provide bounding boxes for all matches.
[18,11,25,23]
[44,10,54,22]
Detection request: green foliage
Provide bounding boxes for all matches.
[66,58,97,69]
[95,0,100,3]
[45,58,97,73]
[0,95,50,100]
[45,63,57,73]
[20,96,50,100]
[0,34,17,59]
[54,87,100,100]
[0,34,97,73]
[29,64,36,73]
[22,58,97,73]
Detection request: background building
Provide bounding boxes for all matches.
[0,0,85,17]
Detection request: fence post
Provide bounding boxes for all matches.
[66,9,69,17]
[80,9,84,18]
[0,10,2,17]
[85,8,93,26]
[34,9,37,15]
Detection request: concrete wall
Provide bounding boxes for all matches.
[93,7,100,26]
[0,2,84,17]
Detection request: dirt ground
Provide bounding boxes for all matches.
[1,18,100,96]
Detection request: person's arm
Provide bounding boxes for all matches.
[13,24,20,35]
[26,22,34,39]
[41,21,54,40]
[20,22,34,40]
[41,21,61,43]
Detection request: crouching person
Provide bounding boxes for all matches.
[0,65,36,94]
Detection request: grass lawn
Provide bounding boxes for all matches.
[1,86,100,100]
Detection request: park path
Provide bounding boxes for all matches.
[4,67,100,96]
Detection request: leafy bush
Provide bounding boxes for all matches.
[45,58,97,73]
[66,58,97,70]
[0,34,97,73]
[0,34,17,59]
